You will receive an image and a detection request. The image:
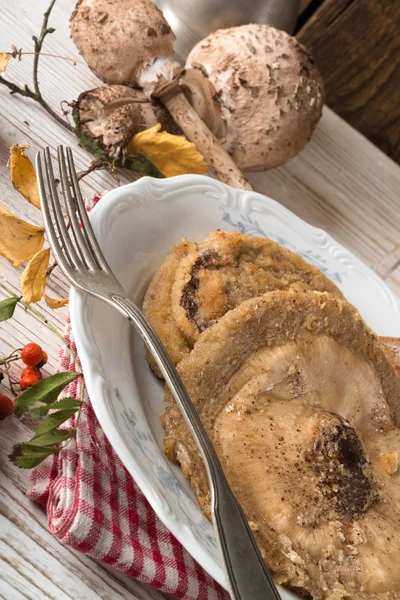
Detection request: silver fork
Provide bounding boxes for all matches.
[36,146,281,600]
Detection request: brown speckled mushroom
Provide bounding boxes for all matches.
[70,0,252,190]
[73,85,180,162]
[182,24,324,171]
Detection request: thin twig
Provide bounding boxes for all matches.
[0,75,30,96]
[0,78,72,135]
[0,72,72,131]
[0,357,20,365]
[9,51,82,65]
[0,0,73,133]
[0,349,21,363]
[32,0,56,98]
[39,95,74,132]
[4,362,17,398]
[76,159,114,181]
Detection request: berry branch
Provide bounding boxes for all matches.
[0,281,79,369]
[0,284,84,467]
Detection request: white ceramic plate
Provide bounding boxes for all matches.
[70,175,400,597]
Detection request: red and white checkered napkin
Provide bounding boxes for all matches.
[27,194,228,600]
[28,317,228,600]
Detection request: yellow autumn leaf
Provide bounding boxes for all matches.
[20,248,50,304]
[126,124,208,177]
[44,293,69,309]
[0,53,10,72]
[10,144,41,209]
[0,206,45,266]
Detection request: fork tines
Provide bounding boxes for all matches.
[36,146,110,275]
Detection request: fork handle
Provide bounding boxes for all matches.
[111,295,281,600]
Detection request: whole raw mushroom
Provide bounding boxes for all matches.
[182,24,325,171]
[73,85,180,162]
[70,0,251,190]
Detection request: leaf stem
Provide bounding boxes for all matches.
[71,372,86,441]
[0,349,21,363]
[0,356,20,365]
[45,260,58,278]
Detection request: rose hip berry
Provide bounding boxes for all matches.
[0,395,14,419]
[21,343,44,367]
[36,350,48,369]
[20,366,42,390]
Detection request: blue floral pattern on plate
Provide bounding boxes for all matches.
[120,404,218,555]
[221,210,345,284]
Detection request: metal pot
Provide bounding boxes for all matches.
[155,0,300,61]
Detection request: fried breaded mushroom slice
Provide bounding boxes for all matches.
[164,290,400,600]
[143,231,342,374]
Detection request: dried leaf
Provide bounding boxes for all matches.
[13,371,79,417]
[0,206,45,266]
[44,293,69,309]
[20,248,50,304]
[0,297,18,322]
[0,53,10,72]
[9,144,40,209]
[126,124,208,178]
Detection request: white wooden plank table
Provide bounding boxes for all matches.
[0,1,399,598]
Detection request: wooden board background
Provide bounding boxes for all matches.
[296,0,400,164]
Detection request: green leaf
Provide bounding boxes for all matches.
[29,397,81,419]
[9,444,60,469]
[32,409,77,438]
[25,428,75,447]
[0,297,18,322]
[13,372,79,416]
[44,397,81,411]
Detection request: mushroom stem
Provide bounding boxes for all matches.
[138,57,252,189]
[158,88,252,190]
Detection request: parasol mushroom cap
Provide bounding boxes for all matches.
[70,0,176,85]
[183,24,325,171]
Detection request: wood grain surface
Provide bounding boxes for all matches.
[297,0,400,163]
[298,0,317,16]
[0,0,400,598]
